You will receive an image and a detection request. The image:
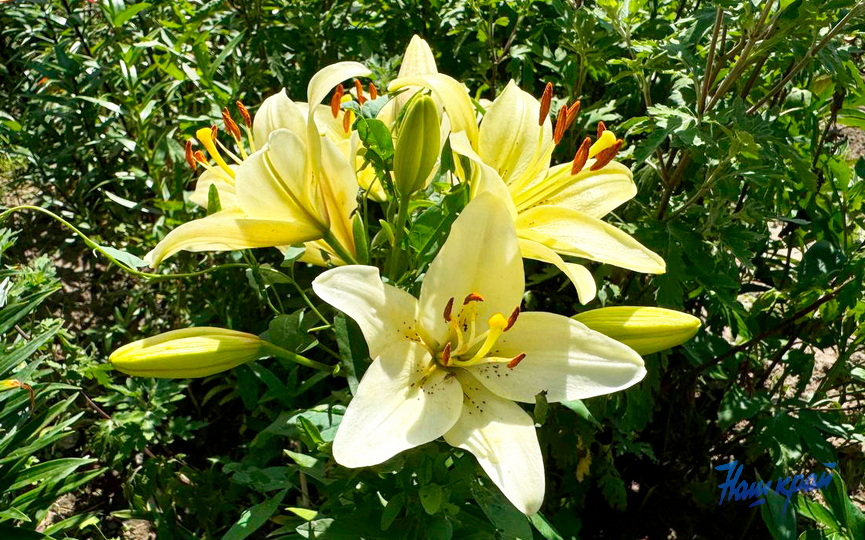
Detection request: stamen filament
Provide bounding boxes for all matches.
[215,137,243,165]
[462,313,508,365]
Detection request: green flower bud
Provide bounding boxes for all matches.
[573,306,700,355]
[110,327,266,378]
[393,95,440,197]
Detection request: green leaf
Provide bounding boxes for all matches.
[267,311,315,353]
[471,482,532,539]
[0,525,56,539]
[419,484,443,515]
[112,3,151,27]
[760,487,798,540]
[529,512,564,540]
[221,489,287,540]
[380,492,405,531]
[0,507,30,522]
[207,183,222,215]
[333,314,368,395]
[0,287,59,335]
[717,387,769,430]
[100,246,149,269]
[561,399,599,425]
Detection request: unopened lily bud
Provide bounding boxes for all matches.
[110,327,267,378]
[393,95,440,198]
[573,307,700,355]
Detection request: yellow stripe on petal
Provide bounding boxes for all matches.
[478,81,553,189]
[515,205,666,274]
[514,161,636,218]
[144,210,322,267]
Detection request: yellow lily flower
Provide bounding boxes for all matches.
[573,306,701,355]
[312,192,645,515]
[391,74,665,303]
[145,62,371,267]
[110,327,267,378]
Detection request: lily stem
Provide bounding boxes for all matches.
[262,343,335,373]
[321,229,359,266]
[387,196,412,280]
[0,205,248,280]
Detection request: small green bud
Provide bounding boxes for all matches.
[393,95,440,198]
[573,306,700,355]
[110,327,267,378]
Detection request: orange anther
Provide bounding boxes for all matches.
[463,293,485,305]
[596,121,606,139]
[342,110,351,133]
[368,83,378,100]
[441,342,452,366]
[184,140,196,170]
[590,139,623,171]
[222,108,241,140]
[553,105,568,145]
[564,100,581,132]
[505,307,520,331]
[538,82,553,125]
[507,353,526,369]
[236,100,252,128]
[443,297,455,322]
[570,137,592,175]
[193,150,208,164]
[209,124,219,141]
[353,79,366,105]
[330,84,344,118]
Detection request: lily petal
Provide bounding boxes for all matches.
[318,133,359,254]
[145,210,321,267]
[312,265,420,358]
[515,161,636,218]
[449,131,517,220]
[389,74,479,149]
[236,129,319,224]
[306,62,372,120]
[418,192,523,346]
[516,205,666,274]
[333,340,463,468]
[189,167,238,211]
[466,312,645,403]
[306,62,372,163]
[252,89,307,147]
[400,35,437,77]
[444,371,545,515]
[479,80,552,188]
[518,238,597,304]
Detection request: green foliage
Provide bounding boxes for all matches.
[1,0,865,538]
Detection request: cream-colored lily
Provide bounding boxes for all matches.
[145,62,370,267]
[312,192,645,515]
[393,74,665,303]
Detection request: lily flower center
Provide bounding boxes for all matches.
[187,101,256,178]
[435,293,520,368]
